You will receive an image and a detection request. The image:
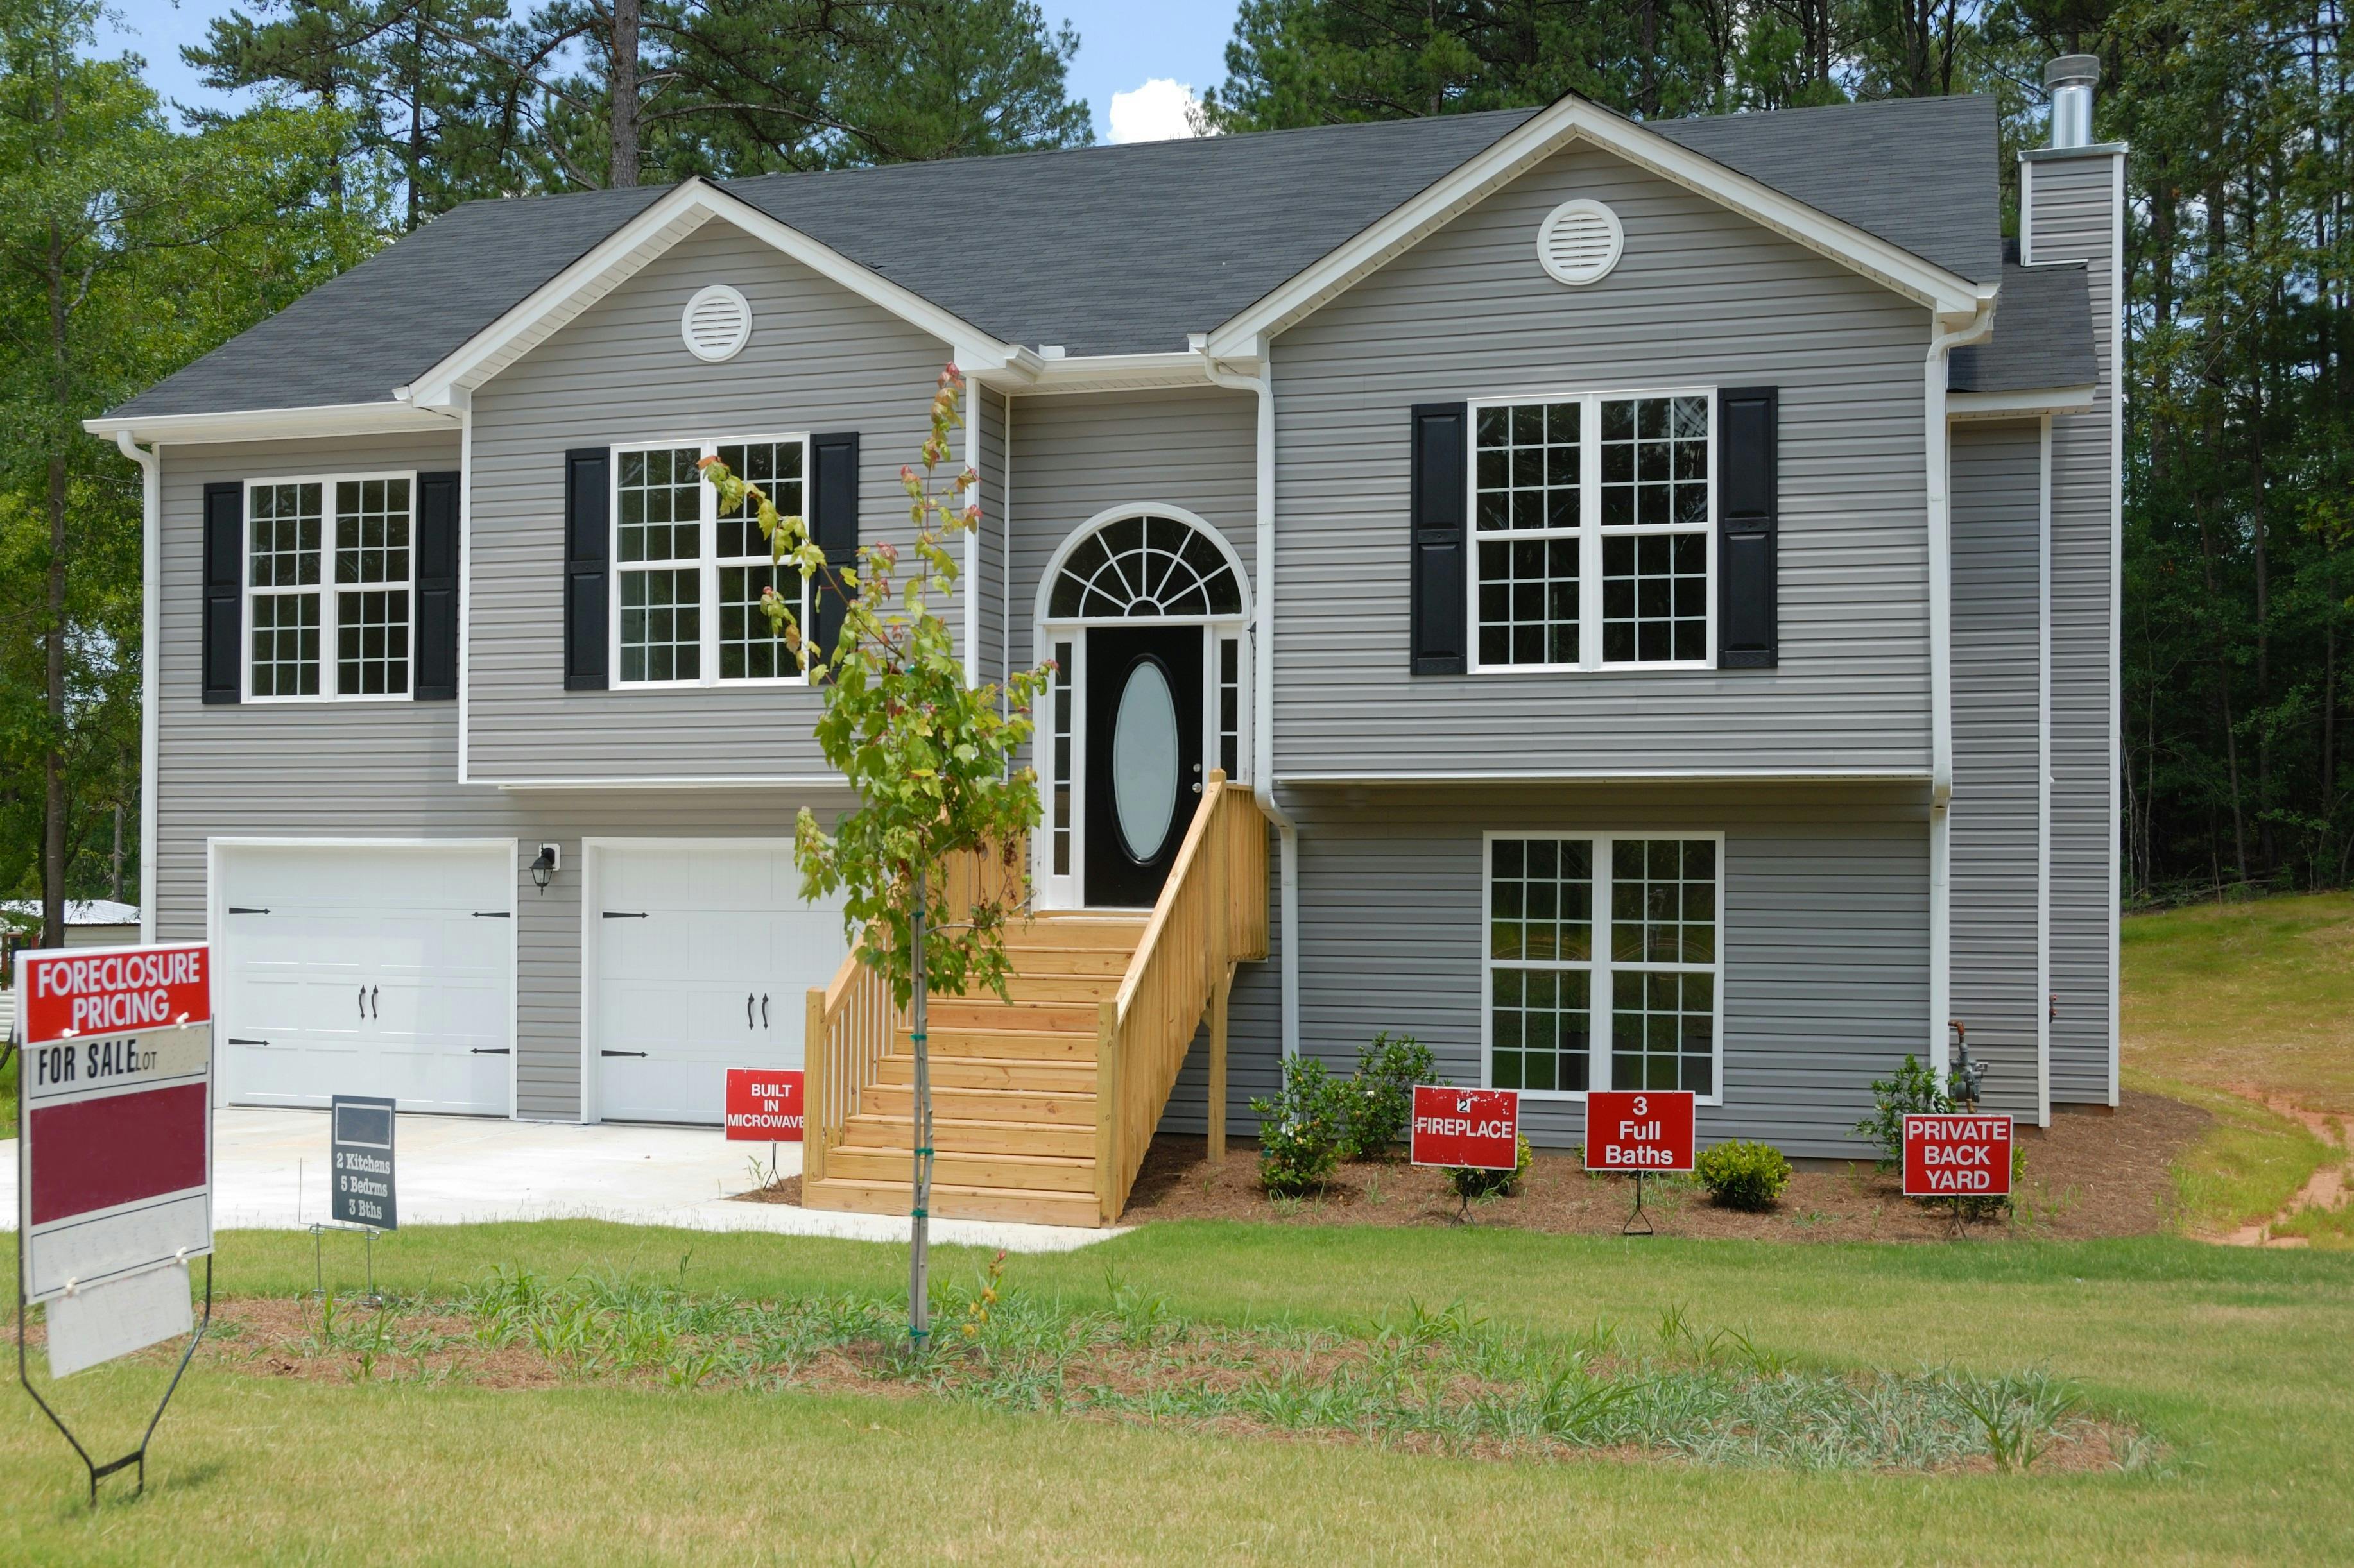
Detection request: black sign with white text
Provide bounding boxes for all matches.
[330,1095,398,1231]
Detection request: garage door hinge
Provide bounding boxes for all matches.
[472,910,510,919]
[600,1050,648,1058]
[472,1048,511,1055]
[600,911,649,919]
[228,906,270,914]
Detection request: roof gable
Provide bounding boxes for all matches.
[103,96,2007,427]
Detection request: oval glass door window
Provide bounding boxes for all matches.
[1112,658,1181,862]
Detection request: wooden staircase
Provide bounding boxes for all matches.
[799,776,1269,1227]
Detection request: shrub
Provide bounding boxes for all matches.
[1447,1134,1533,1202]
[1339,1032,1436,1159]
[1853,1053,1950,1171]
[1250,1056,1348,1195]
[1696,1140,1792,1211]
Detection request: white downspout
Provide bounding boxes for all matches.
[117,430,160,944]
[1198,338,1301,1061]
[1925,302,1996,1080]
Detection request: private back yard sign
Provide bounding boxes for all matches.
[1902,1113,2015,1198]
[15,942,216,1504]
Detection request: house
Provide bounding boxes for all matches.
[89,60,2122,1224]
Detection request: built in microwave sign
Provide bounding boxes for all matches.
[1409,1086,1519,1170]
[725,1069,803,1141]
[1902,1114,2014,1197]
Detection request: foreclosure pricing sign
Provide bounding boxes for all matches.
[17,944,215,1311]
[1584,1090,1697,1173]
[725,1069,804,1141]
[1409,1086,1520,1170]
[1902,1114,2015,1198]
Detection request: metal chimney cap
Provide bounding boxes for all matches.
[2044,54,2102,89]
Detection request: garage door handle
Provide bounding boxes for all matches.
[472,1048,510,1055]
[228,1037,269,1046]
[601,1050,648,1059]
[746,993,755,1028]
[601,911,649,919]
[370,985,379,1018]
[761,994,769,1028]
[358,986,366,1019]
[228,906,270,914]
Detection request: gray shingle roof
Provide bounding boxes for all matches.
[1950,260,2098,393]
[114,94,2015,420]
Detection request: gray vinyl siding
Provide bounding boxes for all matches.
[1270,142,1936,778]
[1950,420,2045,1118]
[1207,783,1928,1161]
[153,433,855,1118]
[465,219,957,784]
[2025,154,2119,1104]
[1004,384,1259,676]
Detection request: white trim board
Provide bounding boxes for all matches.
[1207,94,1991,358]
[86,400,459,447]
[1949,386,2095,420]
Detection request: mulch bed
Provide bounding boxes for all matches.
[1115,1089,2211,1241]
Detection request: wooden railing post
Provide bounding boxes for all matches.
[1095,999,1121,1225]
[803,988,829,1184]
[1208,971,1230,1167]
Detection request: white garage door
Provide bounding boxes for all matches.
[593,842,847,1125]
[217,843,515,1116]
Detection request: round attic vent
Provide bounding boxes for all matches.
[682,284,752,361]
[1537,199,1624,286]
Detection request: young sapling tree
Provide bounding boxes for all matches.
[697,365,1048,1345]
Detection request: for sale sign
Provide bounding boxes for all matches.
[725,1069,804,1141]
[1902,1114,2014,1197]
[1584,1090,1697,1172]
[1409,1085,1520,1170]
[17,944,214,1309]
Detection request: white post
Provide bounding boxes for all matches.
[907,868,932,1347]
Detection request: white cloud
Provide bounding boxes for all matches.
[1108,78,1210,144]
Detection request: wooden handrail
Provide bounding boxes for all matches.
[1095,772,1269,1221]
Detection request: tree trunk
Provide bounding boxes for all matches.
[406,1,428,230]
[42,212,68,953]
[907,867,932,1347]
[610,0,642,188]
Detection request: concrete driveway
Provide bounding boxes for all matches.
[0,1106,1113,1254]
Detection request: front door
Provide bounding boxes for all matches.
[1085,625,1204,907]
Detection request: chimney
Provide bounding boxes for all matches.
[2045,55,2101,150]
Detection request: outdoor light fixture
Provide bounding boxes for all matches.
[530,844,560,893]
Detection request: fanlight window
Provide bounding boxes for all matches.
[1048,513,1243,620]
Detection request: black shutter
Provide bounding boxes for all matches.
[809,430,860,662]
[413,470,461,700]
[1717,386,1779,669]
[1408,402,1469,674]
[563,447,610,690]
[202,482,243,704]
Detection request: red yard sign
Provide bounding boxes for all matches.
[1410,1086,1520,1170]
[1584,1090,1697,1173]
[20,942,210,1044]
[725,1069,803,1141]
[17,944,214,1307]
[1902,1113,2014,1198]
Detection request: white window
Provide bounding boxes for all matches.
[245,473,414,701]
[612,436,809,687]
[1470,391,1714,672]
[1482,832,1723,1102]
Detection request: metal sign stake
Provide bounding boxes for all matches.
[15,1257,214,1508]
[1622,1171,1656,1236]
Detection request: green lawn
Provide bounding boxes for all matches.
[2124,891,2354,1114]
[4,1222,2352,1564]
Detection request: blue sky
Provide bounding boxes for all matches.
[106,0,1241,143]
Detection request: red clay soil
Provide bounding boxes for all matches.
[1115,1089,2210,1241]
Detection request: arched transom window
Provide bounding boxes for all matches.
[1047,513,1244,620]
